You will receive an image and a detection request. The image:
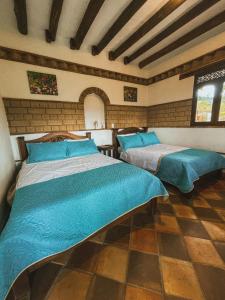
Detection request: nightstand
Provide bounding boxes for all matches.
[97,145,114,157]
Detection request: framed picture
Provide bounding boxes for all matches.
[27,71,58,95]
[124,86,137,102]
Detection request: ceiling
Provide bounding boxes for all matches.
[0,0,225,71]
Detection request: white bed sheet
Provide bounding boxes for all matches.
[17,153,120,189]
[120,144,188,172]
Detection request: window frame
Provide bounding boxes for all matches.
[191,65,225,127]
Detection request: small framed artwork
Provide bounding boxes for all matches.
[124,86,137,102]
[27,71,58,95]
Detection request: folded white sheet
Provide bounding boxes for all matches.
[120,144,188,172]
[17,153,120,189]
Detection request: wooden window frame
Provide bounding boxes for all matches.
[191,64,225,127]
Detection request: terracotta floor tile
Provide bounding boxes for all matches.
[104,225,130,248]
[127,251,161,292]
[47,269,92,300]
[214,241,225,262]
[125,285,162,300]
[158,232,189,261]
[133,212,154,228]
[31,263,62,300]
[130,228,157,254]
[90,231,107,244]
[207,200,225,209]
[215,209,225,221]
[155,215,180,234]
[52,249,73,265]
[195,264,225,300]
[169,194,183,204]
[202,221,225,242]
[67,242,101,273]
[158,203,174,215]
[193,207,222,221]
[177,218,210,239]
[96,245,128,282]
[184,236,224,268]
[200,191,223,201]
[164,295,187,300]
[160,256,204,300]
[192,196,210,208]
[87,275,125,300]
[158,195,170,204]
[173,205,197,219]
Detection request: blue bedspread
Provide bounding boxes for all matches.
[0,162,167,300]
[157,148,225,193]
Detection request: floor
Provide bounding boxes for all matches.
[30,177,225,300]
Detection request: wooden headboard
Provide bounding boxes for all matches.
[112,127,148,158]
[17,131,91,161]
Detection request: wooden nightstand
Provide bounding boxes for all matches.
[97,145,115,157]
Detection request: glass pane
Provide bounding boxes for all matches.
[219,82,225,121]
[195,85,215,122]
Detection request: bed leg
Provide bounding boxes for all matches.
[146,198,158,219]
[12,271,30,300]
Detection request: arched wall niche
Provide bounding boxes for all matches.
[79,87,110,129]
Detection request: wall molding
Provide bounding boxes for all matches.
[147,46,225,85]
[0,46,148,86]
[79,87,110,104]
[1,45,225,86]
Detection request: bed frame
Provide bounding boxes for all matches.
[112,127,223,196]
[9,131,158,300]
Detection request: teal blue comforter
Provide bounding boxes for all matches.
[157,148,225,193]
[0,162,167,300]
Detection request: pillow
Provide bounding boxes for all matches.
[117,134,143,151]
[67,139,98,157]
[138,132,160,146]
[27,141,67,164]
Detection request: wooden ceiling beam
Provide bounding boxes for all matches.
[45,0,64,43]
[70,0,105,50]
[139,10,225,68]
[92,0,147,56]
[108,0,187,61]
[13,0,27,35]
[124,0,220,64]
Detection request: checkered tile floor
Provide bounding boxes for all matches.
[30,178,225,300]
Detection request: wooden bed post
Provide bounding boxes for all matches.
[86,131,91,139]
[17,136,27,162]
[112,128,119,158]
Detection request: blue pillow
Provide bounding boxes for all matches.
[67,139,98,158]
[117,134,143,151]
[27,141,67,164]
[138,132,160,146]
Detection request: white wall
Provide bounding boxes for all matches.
[84,94,105,129]
[0,60,148,106]
[0,96,15,205]
[150,128,225,153]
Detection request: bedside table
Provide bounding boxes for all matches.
[97,145,114,157]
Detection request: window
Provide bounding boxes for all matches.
[192,66,225,126]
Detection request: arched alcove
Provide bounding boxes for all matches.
[79,87,110,129]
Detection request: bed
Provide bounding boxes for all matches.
[0,131,167,300]
[113,127,225,194]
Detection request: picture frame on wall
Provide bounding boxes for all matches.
[124,86,137,102]
[27,71,58,95]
